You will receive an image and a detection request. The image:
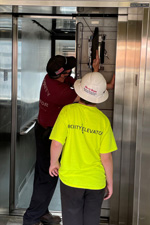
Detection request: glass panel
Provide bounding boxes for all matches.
[56,6,77,14]
[0,16,12,211]
[55,40,76,78]
[18,6,53,14]
[56,19,76,31]
[0,6,12,13]
[15,17,52,209]
[17,6,76,15]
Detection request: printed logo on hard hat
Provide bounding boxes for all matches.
[55,67,64,75]
[84,85,97,96]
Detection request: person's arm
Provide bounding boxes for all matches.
[92,50,100,72]
[92,50,115,90]
[107,74,115,90]
[49,140,63,177]
[100,152,113,200]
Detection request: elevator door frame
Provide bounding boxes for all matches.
[3,4,149,225]
[110,7,146,225]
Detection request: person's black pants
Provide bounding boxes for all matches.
[23,122,58,225]
[60,181,105,225]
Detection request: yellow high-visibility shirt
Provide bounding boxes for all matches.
[50,103,117,190]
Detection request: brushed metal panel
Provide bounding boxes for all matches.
[110,16,127,225]
[119,18,142,225]
[138,9,150,224]
[128,19,142,225]
[10,15,18,212]
[0,16,12,210]
[118,7,128,15]
[76,22,83,79]
[110,8,143,224]
[0,0,133,8]
[128,7,143,15]
[0,1,132,7]
[133,8,150,225]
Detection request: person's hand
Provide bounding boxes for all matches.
[49,161,60,177]
[104,183,113,200]
[107,74,115,90]
[92,50,100,72]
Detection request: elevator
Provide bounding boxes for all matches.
[0,2,150,225]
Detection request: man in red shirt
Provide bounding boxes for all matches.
[23,55,79,225]
[38,56,79,128]
[23,54,114,225]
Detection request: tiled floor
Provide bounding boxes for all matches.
[0,212,62,225]
[0,215,108,225]
[0,215,23,225]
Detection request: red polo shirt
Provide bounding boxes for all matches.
[38,74,77,127]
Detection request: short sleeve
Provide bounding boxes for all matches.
[100,120,117,154]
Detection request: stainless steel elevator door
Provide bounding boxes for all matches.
[110,7,143,225]
[133,8,150,225]
[0,15,12,214]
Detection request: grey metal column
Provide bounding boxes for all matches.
[133,8,150,225]
[110,8,128,225]
[110,8,143,225]
[118,8,142,225]
[9,7,18,213]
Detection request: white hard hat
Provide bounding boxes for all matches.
[74,72,108,104]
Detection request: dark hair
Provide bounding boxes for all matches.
[80,98,96,106]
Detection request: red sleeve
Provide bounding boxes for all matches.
[55,84,77,106]
[65,76,76,87]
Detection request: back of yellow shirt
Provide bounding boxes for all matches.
[50,103,117,190]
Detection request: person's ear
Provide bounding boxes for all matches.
[60,73,65,78]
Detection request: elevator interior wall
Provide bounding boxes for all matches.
[76,7,118,219]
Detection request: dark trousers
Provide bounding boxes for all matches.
[23,122,58,225]
[60,181,105,225]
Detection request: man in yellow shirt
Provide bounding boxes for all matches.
[49,72,117,225]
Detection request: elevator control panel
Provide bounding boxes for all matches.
[88,27,108,70]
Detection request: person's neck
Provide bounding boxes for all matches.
[56,76,65,83]
[79,100,96,107]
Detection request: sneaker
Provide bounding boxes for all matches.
[40,212,61,225]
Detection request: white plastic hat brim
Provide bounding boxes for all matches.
[74,79,109,104]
